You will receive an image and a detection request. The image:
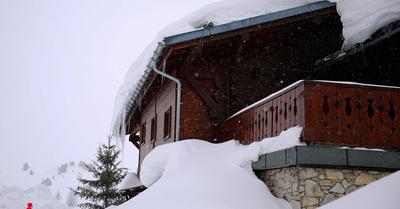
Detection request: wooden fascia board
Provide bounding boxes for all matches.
[166,6,336,52]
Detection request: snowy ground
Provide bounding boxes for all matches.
[1,127,399,209]
[115,127,301,209]
[111,127,400,209]
[0,160,92,209]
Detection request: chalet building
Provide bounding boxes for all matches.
[116,1,400,208]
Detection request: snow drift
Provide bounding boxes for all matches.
[114,127,303,209]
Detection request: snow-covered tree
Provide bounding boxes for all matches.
[56,190,62,200]
[70,136,127,209]
[41,178,52,186]
[67,190,78,207]
[58,163,68,175]
[23,162,29,171]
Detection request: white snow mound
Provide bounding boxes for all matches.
[114,127,303,209]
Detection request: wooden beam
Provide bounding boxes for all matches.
[185,73,218,110]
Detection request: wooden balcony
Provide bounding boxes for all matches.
[218,80,400,149]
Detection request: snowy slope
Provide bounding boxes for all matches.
[0,161,92,209]
[0,185,71,209]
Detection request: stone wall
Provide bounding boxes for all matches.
[255,166,392,209]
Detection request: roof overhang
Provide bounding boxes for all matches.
[122,1,337,133]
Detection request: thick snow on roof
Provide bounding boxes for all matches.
[332,0,400,49]
[111,0,400,136]
[114,126,303,209]
[118,172,143,191]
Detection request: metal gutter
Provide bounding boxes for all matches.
[151,42,182,142]
[164,1,335,45]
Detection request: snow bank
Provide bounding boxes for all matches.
[0,184,70,209]
[112,0,400,135]
[114,127,302,209]
[319,170,400,209]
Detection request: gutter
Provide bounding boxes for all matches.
[151,42,182,142]
[122,41,181,142]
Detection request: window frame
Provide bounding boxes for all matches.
[140,121,146,144]
[163,106,172,140]
[151,115,157,142]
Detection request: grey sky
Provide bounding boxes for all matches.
[0,0,220,172]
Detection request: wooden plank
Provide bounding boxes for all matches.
[277,95,283,135]
[314,82,326,143]
[285,91,291,130]
[302,82,315,142]
[265,101,272,138]
[379,90,392,147]
[359,87,370,146]
[185,74,218,109]
[296,83,305,133]
[368,90,380,147]
[391,91,400,148]
[352,88,362,146]
[290,89,296,127]
[336,86,347,144]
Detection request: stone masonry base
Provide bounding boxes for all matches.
[255,166,392,209]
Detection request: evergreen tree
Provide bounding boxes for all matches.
[23,162,29,171]
[71,136,127,209]
[67,190,78,207]
[56,190,62,200]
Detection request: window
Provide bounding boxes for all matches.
[164,107,171,139]
[151,115,157,142]
[140,122,146,144]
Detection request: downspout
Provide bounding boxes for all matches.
[152,41,181,142]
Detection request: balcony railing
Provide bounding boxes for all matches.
[218,80,400,149]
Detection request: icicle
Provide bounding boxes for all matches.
[112,110,126,167]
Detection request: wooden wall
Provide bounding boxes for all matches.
[139,81,176,164]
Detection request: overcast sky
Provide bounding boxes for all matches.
[0,0,220,174]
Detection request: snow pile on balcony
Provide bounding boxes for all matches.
[114,127,303,209]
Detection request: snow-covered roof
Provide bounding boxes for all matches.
[118,172,144,191]
[112,0,400,137]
